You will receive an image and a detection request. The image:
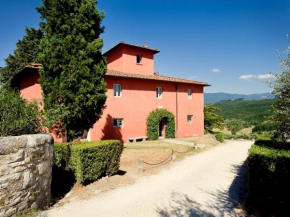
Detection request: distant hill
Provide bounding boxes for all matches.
[213,99,274,126]
[205,92,275,104]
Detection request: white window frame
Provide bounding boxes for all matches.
[114,84,122,97]
[156,87,162,99]
[188,89,192,99]
[187,115,193,123]
[113,118,124,128]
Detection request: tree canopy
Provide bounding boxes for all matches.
[0,90,42,137]
[269,39,290,141]
[204,105,224,133]
[0,28,43,90]
[226,119,243,135]
[37,0,107,141]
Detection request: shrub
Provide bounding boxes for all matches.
[252,122,277,133]
[254,139,290,150]
[53,143,72,169]
[224,133,258,140]
[0,90,42,137]
[212,132,224,142]
[147,109,175,140]
[54,140,123,185]
[247,140,290,216]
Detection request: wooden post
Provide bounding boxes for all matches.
[172,151,176,161]
[138,158,144,173]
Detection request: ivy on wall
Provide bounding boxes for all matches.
[147,109,175,140]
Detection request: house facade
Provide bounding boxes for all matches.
[13,42,210,142]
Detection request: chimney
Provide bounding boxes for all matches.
[143,44,148,48]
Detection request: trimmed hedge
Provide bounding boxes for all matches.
[147,109,175,140]
[247,140,290,216]
[212,131,224,142]
[224,133,258,140]
[53,143,72,169]
[53,140,123,185]
[255,139,290,150]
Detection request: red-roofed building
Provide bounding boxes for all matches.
[13,42,210,142]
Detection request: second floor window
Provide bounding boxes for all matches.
[136,54,142,64]
[114,84,122,97]
[156,87,162,99]
[188,89,192,99]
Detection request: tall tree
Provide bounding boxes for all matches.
[0,28,43,89]
[37,0,107,141]
[204,105,224,133]
[226,119,243,135]
[269,40,290,141]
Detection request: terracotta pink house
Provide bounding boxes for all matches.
[13,42,210,142]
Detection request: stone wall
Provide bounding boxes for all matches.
[0,134,53,216]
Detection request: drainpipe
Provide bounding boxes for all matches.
[176,83,179,137]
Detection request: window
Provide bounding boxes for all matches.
[187,115,193,123]
[113,118,124,127]
[156,87,162,98]
[136,54,142,64]
[114,84,122,97]
[188,89,192,99]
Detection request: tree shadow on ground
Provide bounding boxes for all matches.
[50,166,76,206]
[101,114,123,142]
[157,161,247,217]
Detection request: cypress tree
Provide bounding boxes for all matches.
[37,0,107,141]
[0,28,43,89]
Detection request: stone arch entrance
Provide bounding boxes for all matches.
[147,109,175,140]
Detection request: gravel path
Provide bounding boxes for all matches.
[47,140,252,217]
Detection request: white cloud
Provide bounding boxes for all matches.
[239,75,256,80]
[257,74,275,79]
[211,68,220,73]
[189,76,198,79]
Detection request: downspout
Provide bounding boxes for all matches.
[176,83,179,137]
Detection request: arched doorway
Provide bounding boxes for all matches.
[147,109,175,140]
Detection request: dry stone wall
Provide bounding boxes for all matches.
[0,134,53,216]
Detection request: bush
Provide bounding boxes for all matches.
[254,139,290,150]
[224,133,258,140]
[252,122,277,133]
[147,109,175,140]
[53,143,72,169]
[0,90,42,137]
[247,140,290,216]
[53,140,123,185]
[212,132,224,142]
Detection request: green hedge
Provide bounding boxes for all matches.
[53,143,72,169]
[212,132,224,142]
[224,133,258,140]
[255,139,290,150]
[53,140,123,185]
[147,109,175,140]
[247,140,290,216]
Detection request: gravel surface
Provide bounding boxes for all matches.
[47,140,252,217]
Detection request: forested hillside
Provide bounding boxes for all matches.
[213,99,274,126]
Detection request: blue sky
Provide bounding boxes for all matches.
[0,0,290,94]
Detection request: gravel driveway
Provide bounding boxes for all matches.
[47,140,252,217]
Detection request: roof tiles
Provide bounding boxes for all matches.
[106,70,210,86]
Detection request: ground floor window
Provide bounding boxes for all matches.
[113,118,124,127]
[187,115,193,123]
